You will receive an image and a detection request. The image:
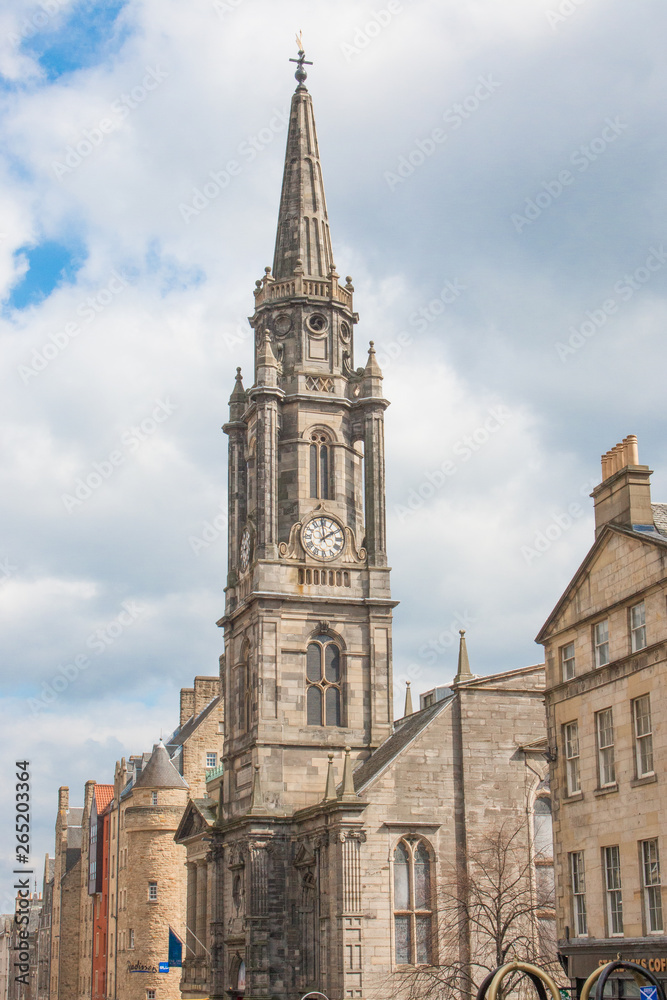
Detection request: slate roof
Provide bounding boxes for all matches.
[652,502,667,537]
[166,695,221,752]
[133,741,189,790]
[353,697,452,793]
[67,807,83,825]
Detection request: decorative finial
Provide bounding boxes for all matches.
[323,752,337,802]
[454,629,473,685]
[340,746,359,802]
[404,681,414,717]
[289,35,313,88]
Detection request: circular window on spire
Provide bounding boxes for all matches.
[307,313,327,334]
[339,321,351,343]
[273,313,292,337]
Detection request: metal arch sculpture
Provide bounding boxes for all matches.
[476,964,550,1000]
[581,960,666,1000]
[475,960,563,1000]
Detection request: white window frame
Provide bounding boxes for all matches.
[594,620,610,667]
[561,641,576,681]
[570,851,587,936]
[604,845,623,935]
[633,695,654,778]
[148,881,158,901]
[151,791,158,805]
[129,928,135,949]
[631,601,647,652]
[641,839,663,933]
[596,708,616,787]
[206,752,217,769]
[564,721,581,795]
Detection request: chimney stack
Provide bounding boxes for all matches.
[592,435,653,536]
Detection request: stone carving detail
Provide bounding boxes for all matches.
[305,375,334,393]
[279,521,305,560]
[341,831,365,913]
[249,842,270,916]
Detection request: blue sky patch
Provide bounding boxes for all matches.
[21,0,131,82]
[8,238,87,310]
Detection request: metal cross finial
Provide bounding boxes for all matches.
[289,33,313,86]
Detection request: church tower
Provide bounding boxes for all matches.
[219,48,395,822]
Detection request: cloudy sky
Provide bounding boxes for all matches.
[1,0,666,899]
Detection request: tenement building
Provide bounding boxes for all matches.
[538,436,667,995]
[174,50,555,1000]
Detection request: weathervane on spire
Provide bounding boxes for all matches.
[289,31,312,86]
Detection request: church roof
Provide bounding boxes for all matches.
[133,741,189,790]
[272,58,334,280]
[353,698,452,793]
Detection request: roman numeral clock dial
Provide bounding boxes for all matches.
[302,516,344,560]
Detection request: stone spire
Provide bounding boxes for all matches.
[323,752,338,802]
[228,367,245,420]
[453,629,473,684]
[272,47,334,280]
[404,681,414,717]
[339,746,359,802]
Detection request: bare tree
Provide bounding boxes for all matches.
[392,821,562,1000]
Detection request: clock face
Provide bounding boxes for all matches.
[239,527,251,571]
[303,516,344,560]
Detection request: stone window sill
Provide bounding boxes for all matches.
[631,773,657,787]
[562,791,584,804]
[594,783,618,797]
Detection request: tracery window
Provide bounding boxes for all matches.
[310,432,332,499]
[393,838,433,965]
[306,634,342,726]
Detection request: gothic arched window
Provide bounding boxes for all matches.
[310,432,332,499]
[393,838,433,965]
[533,797,555,917]
[306,634,342,726]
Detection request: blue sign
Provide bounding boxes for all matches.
[641,987,657,1000]
[158,962,169,974]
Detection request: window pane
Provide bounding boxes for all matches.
[310,443,318,497]
[413,843,431,909]
[320,445,329,500]
[324,643,340,682]
[394,843,409,909]
[306,643,322,682]
[533,799,553,858]
[394,916,410,964]
[561,642,575,680]
[307,685,322,725]
[415,915,431,964]
[325,686,341,726]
